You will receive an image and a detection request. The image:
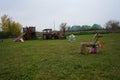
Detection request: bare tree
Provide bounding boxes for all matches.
[105,20,120,32]
[60,22,67,33]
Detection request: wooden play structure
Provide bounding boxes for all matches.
[42,29,66,40]
[80,33,102,53]
[13,33,25,42]
[23,27,36,40]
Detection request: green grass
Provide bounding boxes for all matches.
[0,33,120,80]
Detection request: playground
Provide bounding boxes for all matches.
[0,33,120,80]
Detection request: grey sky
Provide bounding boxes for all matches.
[0,0,120,31]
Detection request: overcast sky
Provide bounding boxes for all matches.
[0,0,120,31]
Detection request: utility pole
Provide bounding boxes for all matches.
[53,21,55,31]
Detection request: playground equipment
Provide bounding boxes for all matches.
[90,41,102,53]
[23,27,36,40]
[69,34,76,42]
[80,33,102,54]
[13,33,25,42]
[42,29,66,40]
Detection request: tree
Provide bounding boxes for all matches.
[1,15,11,32]
[67,26,71,31]
[11,21,22,36]
[105,20,120,32]
[60,22,67,33]
[70,25,81,31]
[0,23,2,31]
[91,24,102,30]
[81,25,91,30]
[0,14,22,37]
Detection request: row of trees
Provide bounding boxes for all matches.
[60,23,103,32]
[60,20,120,32]
[0,15,22,37]
[68,24,102,31]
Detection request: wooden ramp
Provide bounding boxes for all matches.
[13,33,25,42]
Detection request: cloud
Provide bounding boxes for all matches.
[0,0,120,31]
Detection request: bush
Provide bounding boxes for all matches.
[65,30,109,36]
[0,32,10,39]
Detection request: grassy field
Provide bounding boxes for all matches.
[0,33,120,80]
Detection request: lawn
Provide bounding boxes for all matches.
[0,33,120,80]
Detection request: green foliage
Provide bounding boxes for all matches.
[0,14,22,38]
[65,30,109,36]
[68,24,103,32]
[81,25,91,30]
[69,25,82,31]
[0,33,120,80]
[91,24,102,30]
[1,15,10,32]
[0,32,10,38]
